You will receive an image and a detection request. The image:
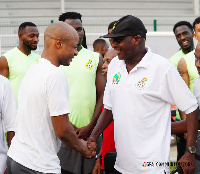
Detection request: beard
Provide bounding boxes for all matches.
[78,36,83,47]
[23,39,37,50]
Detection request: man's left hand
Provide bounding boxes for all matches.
[76,125,93,140]
[178,151,195,174]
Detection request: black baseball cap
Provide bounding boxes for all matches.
[102,15,147,38]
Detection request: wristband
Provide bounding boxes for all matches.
[95,154,102,160]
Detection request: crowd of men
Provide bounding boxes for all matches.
[1,11,200,174]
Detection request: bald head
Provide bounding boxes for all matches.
[196,41,200,49]
[41,21,79,67]
[104,48,117,59]
[102,48,117,80]
[195,41,200,58]
[44,21,78,45]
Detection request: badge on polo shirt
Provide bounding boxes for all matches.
[85,59,93,69]
[112,72,121,84]
[136,77,148,90]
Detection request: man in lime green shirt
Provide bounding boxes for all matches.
[58,12,106,174]
[0,22,40,105]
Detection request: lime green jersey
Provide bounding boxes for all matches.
[3,47,40,105]
[60,47,99,128]
[170,50,185,68]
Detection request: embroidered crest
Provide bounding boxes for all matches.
[112,72,121,84]
[85,59,93,69]
[136,77,148,90]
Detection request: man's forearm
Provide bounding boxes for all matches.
[7,131,15,147]
[171,120,187,134]
[90,108,113,141]
[171,116,200,134]
[70,122,78,131]
[88,95,103,129]
[186,108,199,147]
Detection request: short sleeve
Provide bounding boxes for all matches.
[161,66,198,114]
[46,70,70,116]
[2,78,17,132]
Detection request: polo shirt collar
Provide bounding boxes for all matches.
[118,47,152,70]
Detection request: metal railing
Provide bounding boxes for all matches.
[0,32,177,59]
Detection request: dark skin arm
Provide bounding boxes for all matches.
[52,114,96,158]
[171,120,187,134]
[171,115,200,134]
[92,145,102,174]
[177,58,188,121]
[4,131,15,174]
[178,109,188,140]
[76,55,106,140]
[7,131,15,147]
[88,108,113,143]
[177,58,189,139]
[0,56,9,78]
[172,108,199,174]
[177,58,189,86]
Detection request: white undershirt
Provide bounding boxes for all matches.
[8,58,70,173]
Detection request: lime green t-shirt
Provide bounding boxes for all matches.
[60,47,99,128]
[170,49,185,68]
[3,47,40,105]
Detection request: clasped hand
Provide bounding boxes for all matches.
[80,138,97,158]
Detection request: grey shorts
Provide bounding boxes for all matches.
[7,156,58,174]
[57,136,102,174]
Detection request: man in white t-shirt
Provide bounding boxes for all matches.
[0,75,16,174]
[88,15,199,174]
[7,21,96,174]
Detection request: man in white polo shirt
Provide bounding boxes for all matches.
[7,22,96,174]
[88,15,199,174]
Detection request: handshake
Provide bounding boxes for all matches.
[80,137,97,159]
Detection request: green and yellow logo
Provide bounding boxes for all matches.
[85,59,93,69]
[136,77,148,90]
[112,72,121,84]
[143,162,147,167]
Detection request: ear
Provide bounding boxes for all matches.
[193,32,198,41]
[55,38,63,49]
[18,33,23,40]
[132,36,141,45]
[100,46,105,51]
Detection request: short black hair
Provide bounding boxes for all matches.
[108,21,117,31]
[193,17,200,30]
[173,21,193,33]
[58,12,82,22]
[93,39,107,51]
[18,22,37,34]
